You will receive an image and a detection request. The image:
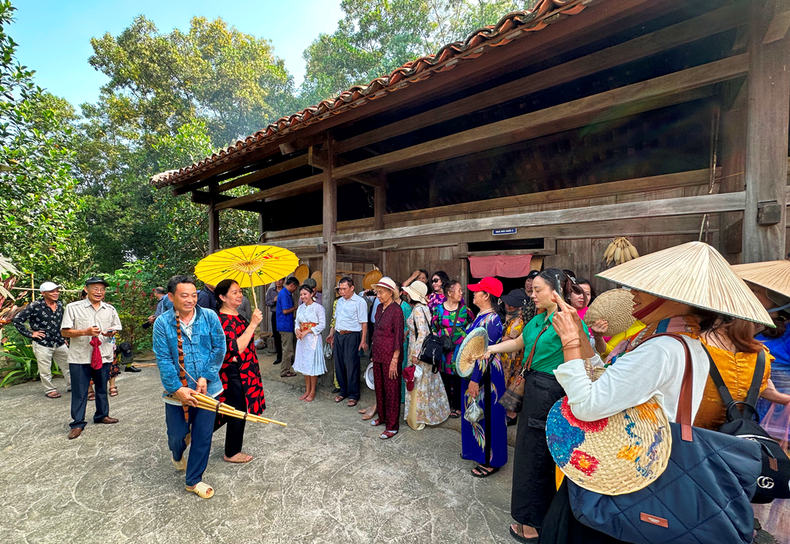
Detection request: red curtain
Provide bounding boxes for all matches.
[469,254,532,278]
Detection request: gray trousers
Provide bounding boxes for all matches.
[31,342,71,393]
[280,332,295,374]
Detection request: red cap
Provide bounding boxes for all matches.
[468,277,503,298]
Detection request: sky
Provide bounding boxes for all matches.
[10,0,344,108]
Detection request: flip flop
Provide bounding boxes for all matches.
[172,457,187,471]
[449,410,462,419]
[334,395,346,403]
[347,399,358,407]
[186,481,214,499]
[45,391,61,399]
[508,524,538,543]
[87,391,95,401]
[471,465,500,478]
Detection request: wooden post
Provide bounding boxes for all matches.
[321,137,337,388]
[743,0,790,262]
[208,201,220,254]
[374,172,388,273]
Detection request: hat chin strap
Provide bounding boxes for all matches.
[768,301,790,313]
[632,297,666,320]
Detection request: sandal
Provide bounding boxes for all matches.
[109,386,118,397]
[186,481,214,499]
[172,456,187,471]
[347,399,358,407]
[87,390,95,401]
[472,465,500,478]
[45,391,61,399]
[449,409,461,419]
[361,411,377,421]
[370,418,383,427]
[379,430,398,439]
[334,395,346,403]
[280,371,297,378]
[509,524,538,543]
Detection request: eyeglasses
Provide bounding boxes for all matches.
[431,278,441,283]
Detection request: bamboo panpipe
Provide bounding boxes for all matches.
[192,393,288,427]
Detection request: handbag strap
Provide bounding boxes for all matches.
[523,324,550,374]
[704,345,764,421]
[648,333,694,442]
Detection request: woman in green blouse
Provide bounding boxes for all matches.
[485,269,589,543]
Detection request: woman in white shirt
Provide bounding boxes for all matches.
[293,285,326,402]
[535,241,772,544]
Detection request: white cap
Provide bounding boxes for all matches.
[39,282,61,292]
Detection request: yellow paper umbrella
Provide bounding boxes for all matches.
[194,245,299,308]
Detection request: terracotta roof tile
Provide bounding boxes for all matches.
[152,0,589,188]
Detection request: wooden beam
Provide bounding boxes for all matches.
[214,174,324,211]
[334,2,746,155]
[337,245,382,264]
[743,0,790,261]
[332,55,747,179]
[332,191,755,245]
[309,145,380,187]
[208,201,220,254]
[374,173,386,231]
[211,154,309,194]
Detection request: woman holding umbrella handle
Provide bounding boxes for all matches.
[215,279,266,464]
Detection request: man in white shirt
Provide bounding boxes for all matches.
[61,276,122,440]
[326,277,368,406]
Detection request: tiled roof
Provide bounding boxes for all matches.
[151,0,589,189]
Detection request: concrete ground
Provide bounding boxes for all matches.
[0,351,516,544]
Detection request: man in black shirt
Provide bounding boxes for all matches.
[12,282,70,398]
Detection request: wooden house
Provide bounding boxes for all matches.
[152,0,789,332]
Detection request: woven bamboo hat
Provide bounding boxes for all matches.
[597,241,772,326]
[731,260,790,300]
[456,327,488,378]
[363,268,383,290]
[583,288,635,336]
[546,382,672,495]
[311,271,323,292]
[294,264,310,284]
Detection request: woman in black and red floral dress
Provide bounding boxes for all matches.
[215,279,265,463]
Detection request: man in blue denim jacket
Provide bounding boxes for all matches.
[153,275,226,499]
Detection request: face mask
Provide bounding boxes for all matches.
[768,301,790,313]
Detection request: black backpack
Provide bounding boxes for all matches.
[704,347,790,503]
[419,335,444,372]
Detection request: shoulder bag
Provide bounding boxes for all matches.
[704,347,790,503]
[568,333,763,544]
[499,324,549,413]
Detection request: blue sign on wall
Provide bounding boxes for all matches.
[492,228,517,236]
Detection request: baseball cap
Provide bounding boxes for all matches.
[39,281,62,292]
[468,277,503,298]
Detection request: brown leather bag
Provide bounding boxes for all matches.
[499,324,549,413]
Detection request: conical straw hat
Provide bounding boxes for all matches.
[583,288,636,337]
[597,241,772,326]
[731,260,790,300]
[294,264,309,284]
[311,270,323,293]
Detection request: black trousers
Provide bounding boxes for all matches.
[511,370,566,530]
[69,362,110,429]
[440,371,463,411]
[537,481,622,544]
[335,331,361,401]
[270,311,282,361]
[214,365,246,457]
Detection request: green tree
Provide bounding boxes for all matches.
[0,1,91,282]
[300,0,535,105]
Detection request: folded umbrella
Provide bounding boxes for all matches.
[89,337,103,370]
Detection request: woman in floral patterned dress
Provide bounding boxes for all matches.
[215,279,265,464]
[432,280,473,418]
[403,281,450,430]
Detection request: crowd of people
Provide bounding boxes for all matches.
[9,241,790,542]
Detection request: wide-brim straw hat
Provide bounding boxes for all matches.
[311,271,323,293]
[583,288,636,336]
[365,363,375,390]
[373,276,399,297]
[546,376,672,495]
[456,327,488,378]
[363,268,383,290]
[403,281,428,305]
[294,264,310,284]
[597,241,772,326]
[731,260,790,300]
